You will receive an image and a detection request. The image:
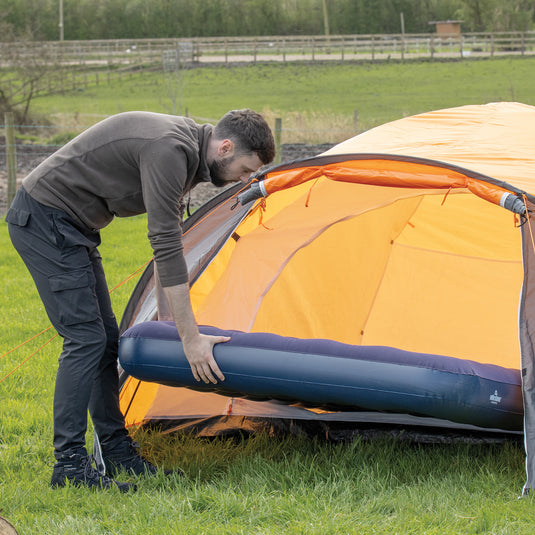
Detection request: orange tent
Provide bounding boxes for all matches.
[118,102,535,495]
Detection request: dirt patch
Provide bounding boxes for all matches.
[1,142,334,216]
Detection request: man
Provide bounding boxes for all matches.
[6,109,276,492]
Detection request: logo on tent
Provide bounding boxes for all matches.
[490,390,502,405]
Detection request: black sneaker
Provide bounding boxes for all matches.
[102,439,179,478]
[51,452,136,493]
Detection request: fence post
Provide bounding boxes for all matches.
[274,118,282,165]
[5,112,18,208]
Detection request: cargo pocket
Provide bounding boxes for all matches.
[5,207,30,227]
[48,269,99,326]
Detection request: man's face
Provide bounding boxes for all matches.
[209,152,264,188]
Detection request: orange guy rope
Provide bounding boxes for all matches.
[1,325,53,361]
[0,332,59,384]
[2,258,150,382]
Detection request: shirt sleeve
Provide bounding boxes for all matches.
[139,137,199,287]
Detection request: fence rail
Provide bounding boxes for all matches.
[2,32,535,69]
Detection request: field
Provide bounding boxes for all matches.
[3,57,535,533]
[26,56,535,144]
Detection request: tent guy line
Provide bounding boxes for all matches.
[1,260,151,382]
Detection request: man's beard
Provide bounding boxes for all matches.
[209,157,233,188]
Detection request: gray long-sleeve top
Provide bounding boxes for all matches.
[23,111,213,287]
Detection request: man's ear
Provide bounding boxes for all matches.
[217,139,234,158]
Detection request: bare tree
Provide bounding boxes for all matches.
[0,22,58,124]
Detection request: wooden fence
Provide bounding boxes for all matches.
[2,31,535,102]
[2,32,535,68]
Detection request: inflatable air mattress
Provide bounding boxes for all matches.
[118,321,523,431]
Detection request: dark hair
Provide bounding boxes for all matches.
[214,109,276,165]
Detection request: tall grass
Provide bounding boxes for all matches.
[1,216,534,534]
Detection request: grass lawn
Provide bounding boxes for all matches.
[1,215,534,534]
[3,56,535,533]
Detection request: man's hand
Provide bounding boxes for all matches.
[182,332,230,384]
[160,279,229,384]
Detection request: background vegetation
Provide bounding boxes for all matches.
[1,0,534,41]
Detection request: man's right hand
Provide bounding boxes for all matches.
[161,279,229,384]
[182,332,229,384]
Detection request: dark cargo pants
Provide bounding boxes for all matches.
[6,187,128,459]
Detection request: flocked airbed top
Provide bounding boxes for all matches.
[119,321,523,431]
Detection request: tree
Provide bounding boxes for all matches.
[0,0,534,39]
[0,23,58,124]
[454,0,535,32]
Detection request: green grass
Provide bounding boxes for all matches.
[4,57,535,533]
[1,216,535,534]
[27,56,535,143]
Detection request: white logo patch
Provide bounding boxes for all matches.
[490,390,502,405]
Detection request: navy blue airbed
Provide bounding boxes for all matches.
[118,321,523,431]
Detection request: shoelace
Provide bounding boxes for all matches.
[82,455,109,483]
